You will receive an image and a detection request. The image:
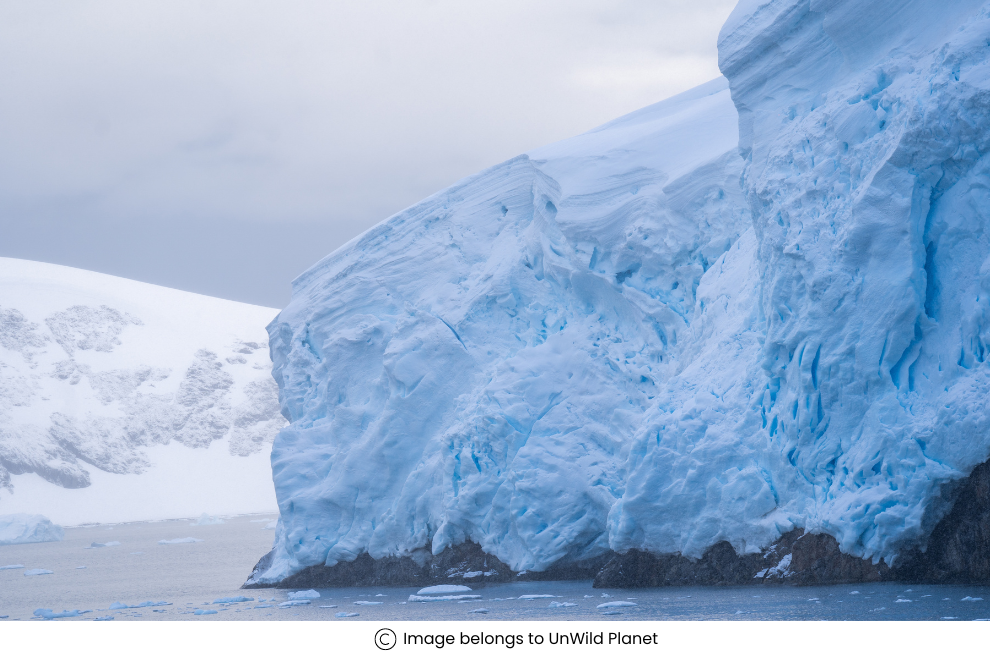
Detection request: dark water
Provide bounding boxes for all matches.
[2,517,990,621]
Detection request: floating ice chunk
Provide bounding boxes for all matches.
[85,541,121,548]
[213,596,254,604]
[76,566,86,569]
[735,610,745,615]
[895,599,912,603]
[469,608,490,613]
[264,521,277,530]
[94,616,114,621]
[0,514,64,545]
[354,601,382,605]
[597,601,637,609]
[335,612,359,617]
[462,571,483,578]
[158,538,203,544]
[942,617,958,620]
[34,608,87,619]
[253,604,274,609]
[191,513,225,526]
[193,609,218,615]
[849,591,860,595]
[548,602,576,608]
[0,564,25,570]
[417,585,472,595]
[601,611,621,616]
[287,590,320,599]
[110,601,170,609]
[409,594,481,602]
[278,600,311,608]
[518,595,558,600]
[600,594,612,598]
[23,569,53,576]
[319,605,338,609]
[962,597,984,602]
[583,595,593,599]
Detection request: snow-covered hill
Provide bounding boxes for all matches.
[0,258,283,525]
[255,0,990,584]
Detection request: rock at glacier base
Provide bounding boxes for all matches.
[897,459,990,584]
[0,513,64,545]
[243,542,613,589]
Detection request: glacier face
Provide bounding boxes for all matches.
[0,258,284,524]
[260,0,990,583]
[263,79,751,581]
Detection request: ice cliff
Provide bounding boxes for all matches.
[0,258,283,524]
[257,0,990,583]
[0,513,63,545]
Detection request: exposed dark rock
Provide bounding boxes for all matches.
[592,530,890,588]
[243,542,516,589]
[895,460,990,584]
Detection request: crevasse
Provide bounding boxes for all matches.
[258,0,990,583]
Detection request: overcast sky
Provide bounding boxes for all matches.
[0,0,737,308]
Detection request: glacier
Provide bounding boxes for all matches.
[0,258,284,524]
[255,0,990,584]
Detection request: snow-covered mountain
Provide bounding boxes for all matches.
[255,0,990,584]
[0,258,282,525]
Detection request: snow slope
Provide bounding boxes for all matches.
[258,0,990,583]
[0,258,283,525]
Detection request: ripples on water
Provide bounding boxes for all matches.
[2,517,989,620]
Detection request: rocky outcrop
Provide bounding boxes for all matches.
[592,530,890,588]
[896,460,990,584]
[243,541,612,589]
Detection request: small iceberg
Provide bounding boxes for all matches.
[158,538,203,545]
[408,594,481,602]
[213,596,254,604]
[34,609,89,619]
[597,601,637,608]
[0,514,64,545]
[191,513,225,526]
[417,585,472,595]
[193,609,218,615]
[23,569,53,576]
[287,590,320,599]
